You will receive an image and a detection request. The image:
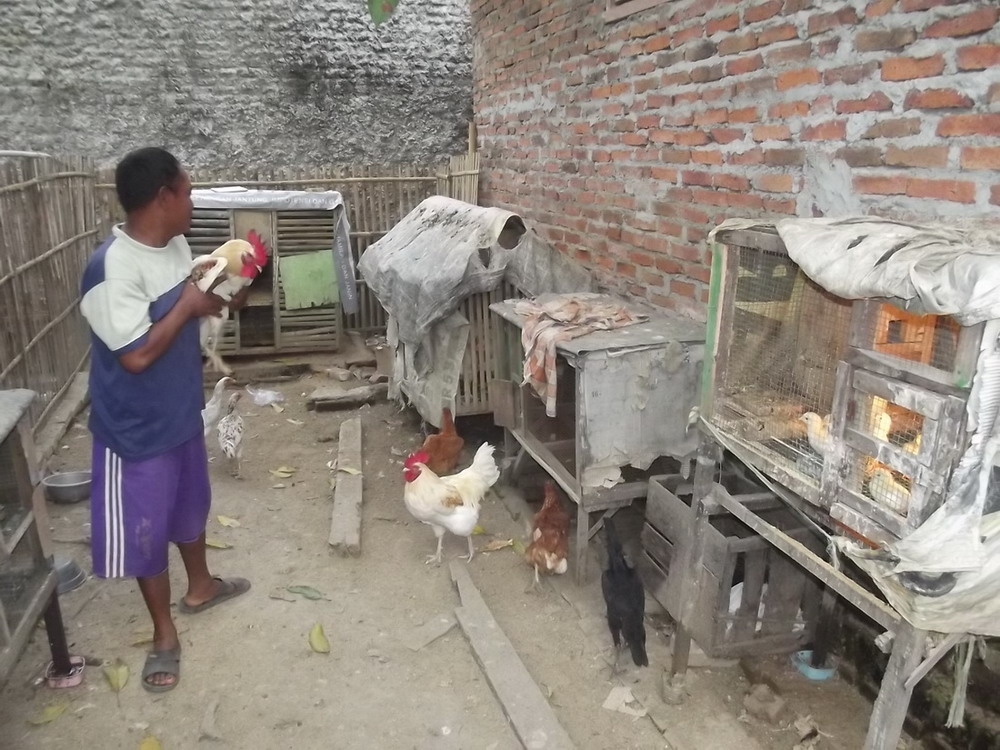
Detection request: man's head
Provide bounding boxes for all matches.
[115,147,192,238]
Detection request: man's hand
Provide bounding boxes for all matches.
[180,280,224,318]
[227,286,251,312]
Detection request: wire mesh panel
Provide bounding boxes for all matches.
[711,237,852,495]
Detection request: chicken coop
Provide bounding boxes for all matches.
[491,295,705,581]
[0,389,76,687]
[186,189,353,357]
[705,224,981,544]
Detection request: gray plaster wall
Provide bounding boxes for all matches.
[0,0,471,168]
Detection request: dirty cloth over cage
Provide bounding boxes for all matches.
[711,216,1000,632]
[358,196,591,425]
[192,187,357,314]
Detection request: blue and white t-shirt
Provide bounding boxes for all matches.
[80,225,204,461]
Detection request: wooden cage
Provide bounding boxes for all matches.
[186,200,346,357]
[705,225,983,544]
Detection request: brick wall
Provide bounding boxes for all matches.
[0,0,471,168]
[472,0,1000,320]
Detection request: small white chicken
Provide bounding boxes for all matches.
[800,412,834,457]
[868,467,911,514]
[402,443,501,565]
[202,376,233,438]
[216,392,245,478]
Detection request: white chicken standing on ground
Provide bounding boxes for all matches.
[201,376,233,438]
[402,443,501,565]
[217,392,245,478]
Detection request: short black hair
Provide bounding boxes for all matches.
[115,147,182,214]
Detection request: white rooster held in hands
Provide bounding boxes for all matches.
[191,231,269,375]
[402,443,501,565]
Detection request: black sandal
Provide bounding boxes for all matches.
[142,646,181,693]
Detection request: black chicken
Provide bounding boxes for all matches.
[601,518,648,668]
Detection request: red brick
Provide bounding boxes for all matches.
[655,257,683,275]
[989,83,1000,107]
[718,32,758,56]
[802,120,847,141]
[854,28,917,52]
[674,24,706,46]
[714,173,751,191]
[900,0,964,10]
[728,106,759,123]
[866,0,896,17]
[904,88,974,109]
[685,40,718,62]
[885,145,949,168]
[766,42,813,65]
[643,33,673,54]
[836,91,893,114]
[764,148,805,166]
[961,147,1000,170]
[671,280,697,298]
[745,0,783,24]
[710,128,746,145]
[957,44,1000,71]
[726,54,764,75]
[924,8,998,38]
[691,149,724,165]
[758,24,798,45]
[862,118,923,139]
[731,148,766,165]
[629,251,654,267]
[881,55,945,81]
[824,63,879,85]
[754,174,795,192]
[769,101,810,118]
[693,108,728,126]
[938,113,1000,136]
[992,185,1000,207]
[837,146,883,167]
[906,178,976,203]
[808,7,859,36]
[707,14,740,34]
[622,133,648,146]
[763,197,798,214]
[854,175,906,195]
[777,67,821,90]
[690,64,725,83]
[753,123,793,141]
[637,114,661,129]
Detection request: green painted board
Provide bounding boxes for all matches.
[278,248,339,310]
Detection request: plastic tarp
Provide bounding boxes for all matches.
[191,187,357,314]
[358,196,592,425]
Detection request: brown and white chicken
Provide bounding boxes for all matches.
[524,480,570,589]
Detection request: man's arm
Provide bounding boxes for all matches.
[119,281,223,374]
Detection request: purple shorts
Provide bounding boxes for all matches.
[90,432,211,579]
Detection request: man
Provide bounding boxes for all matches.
[80,147,251,692]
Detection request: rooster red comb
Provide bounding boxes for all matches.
[246,230,269,267]
[404,450,430,468]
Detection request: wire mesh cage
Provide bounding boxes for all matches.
[708,225,981,541]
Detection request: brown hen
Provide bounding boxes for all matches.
[420,408,465,476]
[525,480,570,588]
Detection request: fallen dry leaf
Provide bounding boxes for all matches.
[205,538,233,550]
[103,658,129,693]
[139,734,163,750]
[270,403,285,413]
[481,539,514,552]
[269,588,296,602]
[338,466,361,476]
[269,466,297,478]
[27,702,69,726]
[216,515,241,528]
[287,585,327,601]
[309,623,331,654]
[286,419,304,426]
[471,524,487,536]
[512,539,527,556]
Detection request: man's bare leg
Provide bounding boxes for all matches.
[137,572,179,688]
[176,532,221,606]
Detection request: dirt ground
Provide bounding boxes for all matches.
[0,365,910,749]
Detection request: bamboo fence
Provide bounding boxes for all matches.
[0,154,97,432]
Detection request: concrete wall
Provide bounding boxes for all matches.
[472,0,999,321]
[0,0,471,168]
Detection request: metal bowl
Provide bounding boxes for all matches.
[42,471,92,504]
[54,555,87,594]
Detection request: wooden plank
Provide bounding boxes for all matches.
[450,561,576,750]
[307,383,388,410]
[711,485,901,631]
[853,369,944,420]
[328,418,363,556]
[864,625,927,750]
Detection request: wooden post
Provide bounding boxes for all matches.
[864,624,927,750]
